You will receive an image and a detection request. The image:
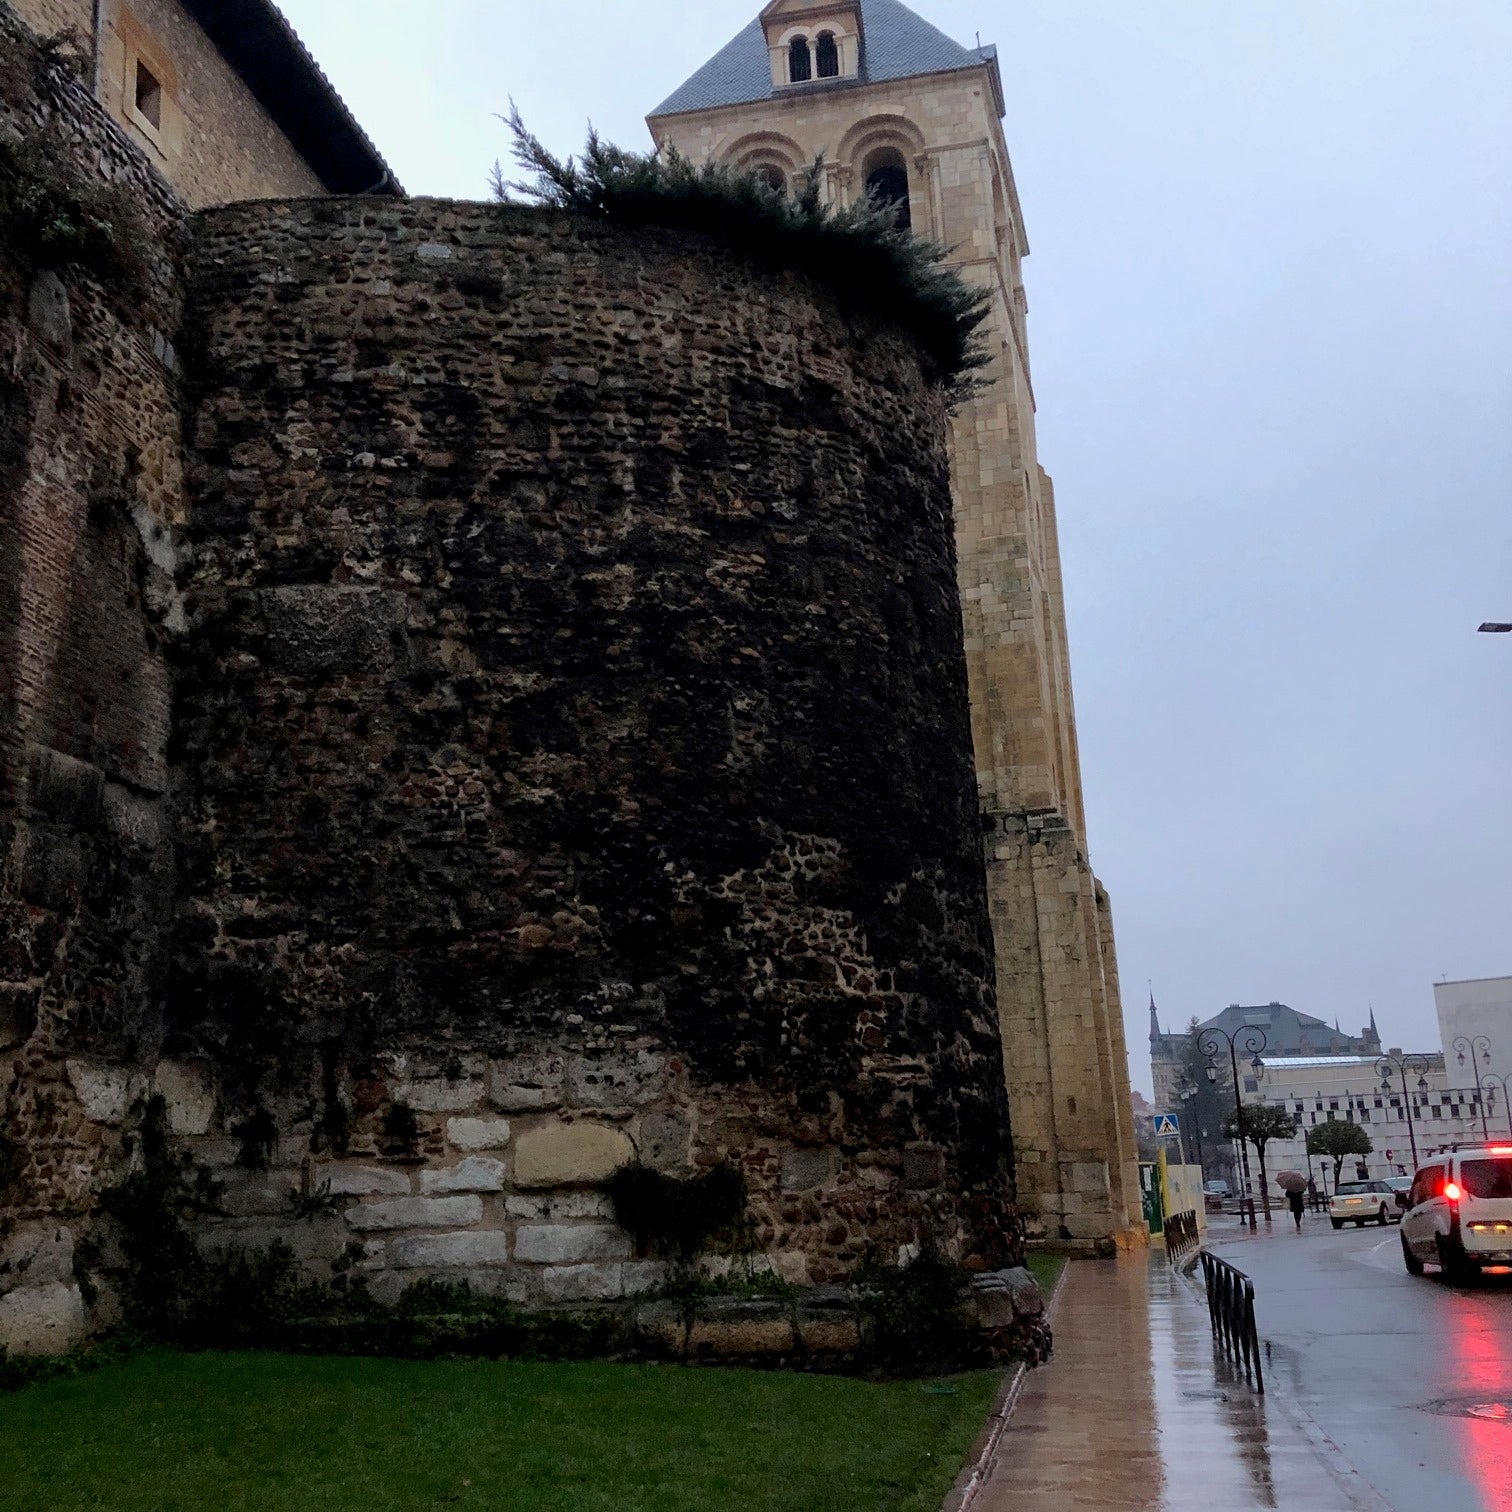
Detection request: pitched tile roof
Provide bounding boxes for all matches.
[649,0,993,119]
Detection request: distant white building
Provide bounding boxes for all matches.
[1434,977,1512,1098]
[1245,1051,1501,1192]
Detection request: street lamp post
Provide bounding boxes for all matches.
[1376,1052,1431,1169]
[1200,1023,1268,1233]
[1176,1080,1208,1172]
[1481,1076,1512,1142]
[1453,1035,1493,1142]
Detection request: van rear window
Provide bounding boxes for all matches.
[1460,1160,1512,1199]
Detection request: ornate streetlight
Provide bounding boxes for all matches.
[1481,1075,1512,1142]
[1200,1023,1267,1233]
[1453,1035,1493,1142]
[1376,1052,1431,1169]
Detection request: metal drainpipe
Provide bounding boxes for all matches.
[91,0,105,96]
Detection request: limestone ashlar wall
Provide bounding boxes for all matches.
[172,198,1018,1294]
[7,0,328,208]
[0,6,189,1351]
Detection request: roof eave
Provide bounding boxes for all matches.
[180,0,402,195]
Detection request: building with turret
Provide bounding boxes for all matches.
[1150,1000,1382,1112]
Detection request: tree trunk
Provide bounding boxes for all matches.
[1256,1143,1273,1222]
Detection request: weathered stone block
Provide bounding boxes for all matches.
[0,1223,74,1293]
[199,1219,347,1266]
[513,1224,632,1265]
[902,1147,947,1190]
[639,1111,692,1172]
[155,1061,215,1136]
[393,1078,485,1113]
[65,1062,143,1126]
[420,1157,505,1194]
[344,1196,483,1232]
[324,1165,412,1197]
[513,1121,633,1188]
[689,1299,794,1357]
[487,1054,564,1112]
[392,1231,510,1268]
[504,1192,615,1221]
[565,1052,665,1109]
[27,271,72,357]
[261,585,409,677]
[446,1117,511,1152]
[780,1146,836,1192]
[0,1282,87,1356]
[217,1171,299,1218]
[971,1266,1044,1330]
[622,1261,669,1296]
[539,1263,624,1302]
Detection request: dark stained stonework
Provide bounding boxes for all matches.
[172,200,1018,1276]
[2,0,1021,1329]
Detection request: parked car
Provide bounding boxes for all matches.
[1204,1179,1231,1199]
[1328,1179,1399,1228]
[1401,1146,1512,1282]
[1385,1175,1412,1204]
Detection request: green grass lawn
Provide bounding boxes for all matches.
[0,1351,1001,1512]
[1025,1250,1066,1298]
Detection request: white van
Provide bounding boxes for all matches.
[1400,1145,1512,1282]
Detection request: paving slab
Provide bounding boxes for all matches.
[971,1250,1382,1510]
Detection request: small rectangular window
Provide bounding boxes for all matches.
[134,59,162,130]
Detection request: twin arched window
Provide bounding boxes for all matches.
[789,31,840,84]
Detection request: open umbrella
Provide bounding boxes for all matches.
[1274,1170,1307,1193]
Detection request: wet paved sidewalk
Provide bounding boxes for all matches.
[971,1250,1381,1511]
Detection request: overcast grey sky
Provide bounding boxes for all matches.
[277,1,1512,1094]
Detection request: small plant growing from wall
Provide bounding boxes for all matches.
[0,131,150,299]
[605,1161,748,1265]
[494,105,990,392]
[852,1239,972,1364]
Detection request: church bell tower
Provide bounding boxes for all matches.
[649,0,1141,1249]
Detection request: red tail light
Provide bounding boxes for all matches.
[1445,1182,1462,1202]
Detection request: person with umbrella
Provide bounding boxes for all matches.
[1276,1170,1308,1231]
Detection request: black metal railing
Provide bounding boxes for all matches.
[1199,1250,1264,1393]
[1164,1208,1200,1267]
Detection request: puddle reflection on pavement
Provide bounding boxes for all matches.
[977,1251,1368,1510]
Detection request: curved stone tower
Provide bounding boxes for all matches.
[167,198,1016,1291]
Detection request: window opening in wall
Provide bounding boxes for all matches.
[789,36,812,83]
[134,58,163,130]
[863,148,911,231]
[816,31,840,78]
[754,163,788,196]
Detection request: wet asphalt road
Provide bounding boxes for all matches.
[1210,1212,1512,1512]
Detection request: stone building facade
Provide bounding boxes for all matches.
[1,2,1019,1351]
[650,0,1139,1246]
[9,0,393,206]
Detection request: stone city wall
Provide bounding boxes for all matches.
[165,198,1018,1304]
[0,1,190,1354]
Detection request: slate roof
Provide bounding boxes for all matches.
[1152,1003,1380,1061]
[649,0,994,119]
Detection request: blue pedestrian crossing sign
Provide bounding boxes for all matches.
[1153,1113,1181,1138]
